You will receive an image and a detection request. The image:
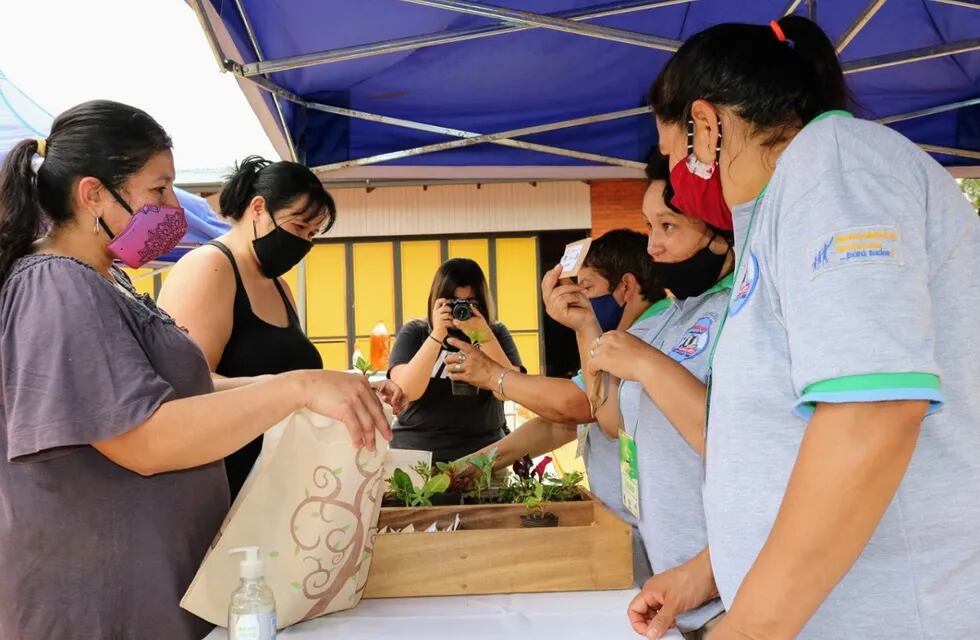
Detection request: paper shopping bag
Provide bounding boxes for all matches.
[181,409,389,628]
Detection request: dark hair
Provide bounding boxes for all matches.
[644,149,671,182]
[219,155,336,232]
[0,100,172,284]
[650,17,847,143]
[426,258,496,326]
[584,229,664,302]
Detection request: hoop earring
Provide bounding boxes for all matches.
[94,215,101,235]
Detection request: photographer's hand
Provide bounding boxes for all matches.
[452,304,492,340]
[430,298,454,341]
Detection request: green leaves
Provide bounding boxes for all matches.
[423,473,450,496]
[387,468,451,507]
[464,448,497,501]
[354,355,377,377]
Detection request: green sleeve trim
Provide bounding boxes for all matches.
[795,372,943,420]
[803,372,940,395]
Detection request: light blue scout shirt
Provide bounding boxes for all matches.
[573,302,673,582]
[619,276,730,633]
[705,111,980,638]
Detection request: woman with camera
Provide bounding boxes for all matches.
[387,258,522,463]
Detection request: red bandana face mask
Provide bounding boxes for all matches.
[664,119,733,231]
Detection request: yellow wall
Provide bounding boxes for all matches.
[494,237,540,374]
[447,238,489,277]
[353,242,395,339]
[400,240,441,323]
[306,245,347,339]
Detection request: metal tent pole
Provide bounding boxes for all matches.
[238,0,694,77]
[836,0,887,54]
[843,37,980,73]
[877,97,980,124]
[396,0,682,51]
[919,145,980,160]
[232,0,299,163]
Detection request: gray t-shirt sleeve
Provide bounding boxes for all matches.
[774,170,943,418]
[1,259,176,461]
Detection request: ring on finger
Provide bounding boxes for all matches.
[454,363,462,372]
[459,353,467,363]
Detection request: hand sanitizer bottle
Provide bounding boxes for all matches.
[228,546,277,640]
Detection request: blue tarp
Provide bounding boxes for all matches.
[199,0,980,171]
[0,69,229,263]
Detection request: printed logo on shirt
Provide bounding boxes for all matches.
[808,225,904,279]
[431,349,451,379]
[729,251,760,317]
[669,314,715,362]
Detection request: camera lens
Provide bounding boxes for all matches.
[452,302,472,321]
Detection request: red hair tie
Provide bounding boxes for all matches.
[770,20,787,43]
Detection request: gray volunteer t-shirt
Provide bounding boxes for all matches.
[620,281,729,633]
[0,256,229,639]
[573,301,676,584]
[706,113,980,638]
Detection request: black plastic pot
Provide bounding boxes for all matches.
[520,512,559,528]
[429,491,464,506]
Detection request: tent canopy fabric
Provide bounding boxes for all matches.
[0,69,229,263]
[191,0,980,179]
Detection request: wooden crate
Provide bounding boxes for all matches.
[363,490,633,598]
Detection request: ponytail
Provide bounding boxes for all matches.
[218,155,272,221]
[219,155,336,233]
[0,139,47,285]
[777,16,848,123]
[650,17,848,142]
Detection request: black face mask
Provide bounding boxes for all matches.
[252,220,313,278]
[651,234,730,300]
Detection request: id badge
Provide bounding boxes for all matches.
[619,430,640,520]
[576,424,589,459]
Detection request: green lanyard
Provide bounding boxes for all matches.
[702,187,768,469]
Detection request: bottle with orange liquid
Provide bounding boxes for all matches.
[370,321,391,372]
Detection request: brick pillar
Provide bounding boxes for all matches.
[589,179,648,238]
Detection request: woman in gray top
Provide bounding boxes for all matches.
[647,16,980,640]
[0,100,391,639]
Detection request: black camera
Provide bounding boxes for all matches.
[449,299,475,321]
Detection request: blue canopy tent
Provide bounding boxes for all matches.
[0,69,229,267]
[186,0,980,183]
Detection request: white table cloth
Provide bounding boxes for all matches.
[203,589,685,639]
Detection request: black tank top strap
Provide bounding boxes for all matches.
[271,277,302,329]
[205,241,249,310]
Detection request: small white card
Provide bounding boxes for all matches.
[559,238,592,278]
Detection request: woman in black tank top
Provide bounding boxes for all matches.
[206,240,322,498]
[158,157,403,500]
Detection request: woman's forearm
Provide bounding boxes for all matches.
[211,374,273,392]
[478,337,517,369]
[463,416,578,469]
[575,321,603,417]
[94,372,309,476]
[594,380,622,438]
[635,350,708,455]
[389,338,443,401]
[500,374,592,424]
[724,400,926,638]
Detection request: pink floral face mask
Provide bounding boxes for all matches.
[99,183,187,268]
